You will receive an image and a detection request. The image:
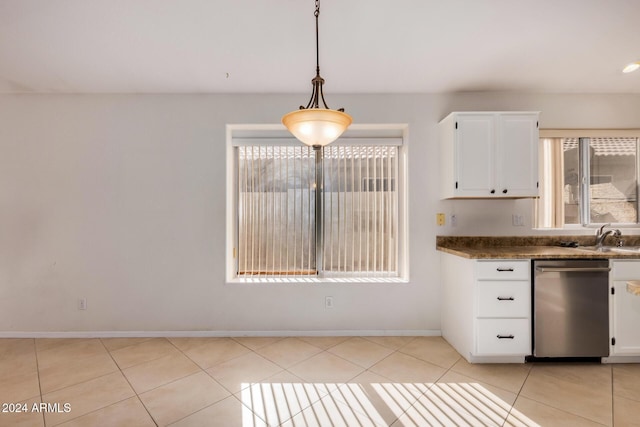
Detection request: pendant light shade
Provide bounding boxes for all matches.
[282,108,352,147]
[282,0,352,147]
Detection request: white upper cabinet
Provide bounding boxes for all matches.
[440,112,539,199]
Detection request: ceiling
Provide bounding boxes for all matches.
[1,0,639,95]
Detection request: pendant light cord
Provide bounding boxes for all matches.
[298,0,344,112]
[315,0,320,76]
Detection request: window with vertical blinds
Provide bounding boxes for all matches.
[235,140,402,279]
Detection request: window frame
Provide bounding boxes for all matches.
[537,129,640,230]
[225,124,409,283]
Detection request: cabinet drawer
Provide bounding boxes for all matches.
[477,281,531,318]
[476,319,530,355]
[611,260,640,280]
[476,260,530,280]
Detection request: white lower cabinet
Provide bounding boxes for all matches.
[476,319,531,355]
[609,260,640,357]
[441,254,531,363]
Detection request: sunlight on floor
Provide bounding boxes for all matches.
[240,382,541,426]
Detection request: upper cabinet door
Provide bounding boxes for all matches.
[455,114,495,197]
[496,113,539,197]
[439,111,540,199]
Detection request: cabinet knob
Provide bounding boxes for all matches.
[502,189,508,194]
[490,189,495,194]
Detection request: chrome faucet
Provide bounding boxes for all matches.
[595,223,621,248]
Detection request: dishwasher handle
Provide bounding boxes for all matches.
[535,266,611,273]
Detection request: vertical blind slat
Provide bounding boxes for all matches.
[358,146,363,272]
[366,148,370,274]
[343,147,348,272]
[242,148,247,274]
[259,146,263,274]
[351,148,356,271]
[271,147,276,274]
[285,148,290,274]
[335,147,343,271]
[250,146,255,275]
[278,147,283,274]
[373,148,377,273]
[387,149,392,276]
[293,147,297,272]
[394,147,399,274]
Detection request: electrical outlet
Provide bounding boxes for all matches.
[512,214,524,226]
[325,296,334,309]
[436,213,446,226]
[450,214,457,227]
[78,298,87,310]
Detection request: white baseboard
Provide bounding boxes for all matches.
[0,329,441,339]
[602,355,640,363]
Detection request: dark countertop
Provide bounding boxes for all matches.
[436,236,640,260]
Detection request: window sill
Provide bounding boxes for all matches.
[533,224,640,231]
[227,276,409,285]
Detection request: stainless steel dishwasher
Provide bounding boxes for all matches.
[533,260,610,357]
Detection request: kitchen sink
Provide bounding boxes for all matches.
[577,246,640,254]
[609,246,640,254]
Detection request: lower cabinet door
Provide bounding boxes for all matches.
[476,318,530,355]
[611,280,640,355]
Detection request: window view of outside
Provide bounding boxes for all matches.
[562,137,638,225]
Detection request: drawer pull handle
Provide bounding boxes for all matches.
[496,268,514,272]
[497,334,515,339]
[497,296,515,301]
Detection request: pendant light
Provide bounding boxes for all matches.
[282,0,352,147]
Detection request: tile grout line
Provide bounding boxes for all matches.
[407,351,461,426]
[501,363,535,426]
[33,338,46,427]
[196,349,273,426]
[105,339,183,371]
[35,338,140,427]
[611,364,615,427]
[329,342,451,427]
[276,346,344,426]
[373,340,458,426]
[168,337,280,426]
[161,337,266,426]
[509,363,615,427]
[126,337,225,424]
[252,336,395,426]
[98,337,159,427]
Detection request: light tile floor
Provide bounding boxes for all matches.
[0,336,638,426]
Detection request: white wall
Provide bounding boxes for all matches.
[1,92,639,335]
